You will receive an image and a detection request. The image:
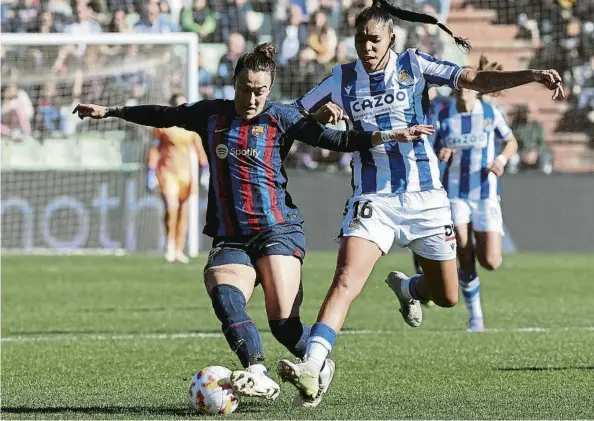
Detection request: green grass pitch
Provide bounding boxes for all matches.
[2,253,594,419]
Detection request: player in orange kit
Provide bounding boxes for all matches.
[146,93,209,263]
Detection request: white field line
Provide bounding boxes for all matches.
[2,327,593,344]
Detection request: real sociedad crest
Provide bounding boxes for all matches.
[398,70,414,86]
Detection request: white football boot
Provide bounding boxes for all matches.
[175,251,189,264]
[293,359,335,408]
[385,271,423,327]
[230,364,280,401]
[277,358,335,406]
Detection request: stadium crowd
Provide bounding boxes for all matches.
[1,0,592,172]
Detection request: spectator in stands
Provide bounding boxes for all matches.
[339,0,363,38]
[222,0,260,44]
[159,0,172,22]
[558,18,593,98]
[415,0,450,24]
[1,82,34,140]
[44,0,72,32]
[307,10,337,64]
[509,105,552,174]
[109,8,132,32]
[319,0,341,29]
[35,10,56,33]
[10,0,38,33]
[275,4,308,65]
[405,3,443,57]
[326,38,356,73]
[63,1,101,35]
[179,0,219,43]
[113,44,148,95]
[134,0,177,33]
[35,81,61,137]
[198,52,217,100]
[216,32,246,100]
[576,56,594,110]
[281,46,325,99]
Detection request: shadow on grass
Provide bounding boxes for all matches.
[6,329,224,336]
[497,366,594,371]
[1,406,192,417]
[1,402,266,416]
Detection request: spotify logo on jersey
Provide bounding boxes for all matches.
[216,144,229,159]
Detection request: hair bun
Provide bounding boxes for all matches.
[253,42,277,59]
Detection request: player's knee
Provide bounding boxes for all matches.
[163,194,179,210]
[434,291,458,308]
[478,255,502,271]
[210,284,247,325]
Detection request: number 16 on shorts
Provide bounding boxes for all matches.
[343,199,374,229]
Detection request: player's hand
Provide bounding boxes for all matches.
[486,158,506,176]
[388,125,435,142]
[533,69,565,100]
[312,102,349,125]
[438,147,454,162]
[72,103,109,120]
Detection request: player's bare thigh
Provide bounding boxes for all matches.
[474,231,502,271]
[317,236,382,331]
[417,256,459,307]
[159,170,191,204]
[204,264,258,302]
[255,255,303,320]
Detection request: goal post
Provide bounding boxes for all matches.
[1,33,201,255]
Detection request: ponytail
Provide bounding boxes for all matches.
[372,0,471,52]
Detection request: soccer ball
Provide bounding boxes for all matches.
[189,366,239,415]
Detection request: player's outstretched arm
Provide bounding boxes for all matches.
[72,103,197,129]
[458,69,565,100]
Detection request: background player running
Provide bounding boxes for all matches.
[73,42,428,405]
[436,56,518,332]
[278,0,564,406]
[146,93,209,263]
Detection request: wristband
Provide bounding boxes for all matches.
[380,131,392,143]
[495,154,508,166]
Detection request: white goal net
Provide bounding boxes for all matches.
[1,33,200,254]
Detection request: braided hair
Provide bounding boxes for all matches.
[355,0,471,52]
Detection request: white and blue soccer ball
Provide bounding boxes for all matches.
[188,366,239,415]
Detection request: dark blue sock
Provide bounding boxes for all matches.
[210,284,264,368]
[269,318,310,359]
[305,322,337,363]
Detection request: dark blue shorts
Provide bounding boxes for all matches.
[204,223,306,271]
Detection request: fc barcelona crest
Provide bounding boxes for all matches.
[252,126,265,137]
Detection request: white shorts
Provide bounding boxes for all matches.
[340,189,457,261]
[450,198,504,234]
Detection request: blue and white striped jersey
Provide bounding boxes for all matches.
[295,48,463,195]
[438,99,513,200]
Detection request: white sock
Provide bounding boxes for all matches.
[460,276,483,320]
[305,340,330,371]
[247,363,267,375]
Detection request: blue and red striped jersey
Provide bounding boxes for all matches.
[110,99,374,237]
